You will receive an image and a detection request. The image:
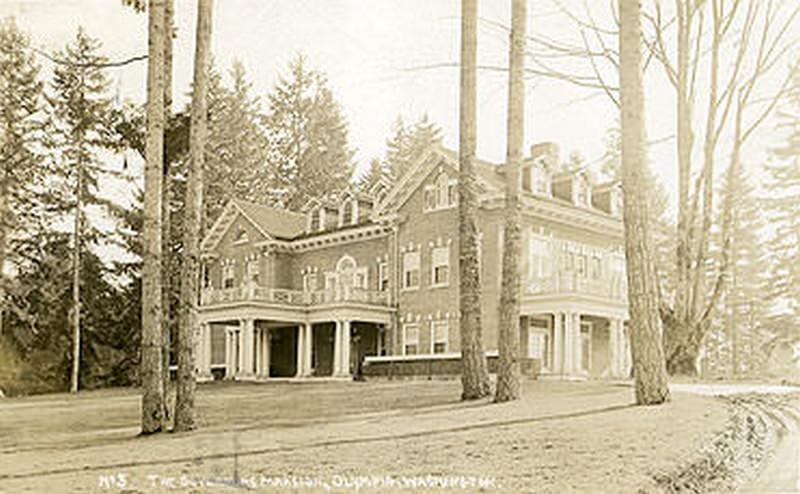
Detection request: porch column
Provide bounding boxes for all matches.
[240,318,255,379]
[553,313,563,375]
[563,312,574,376]
[254,329,262,378]
[341,320,352,377]
[333,320,343,376]
[303,323,313,376]
[224,328,233,379]
[609,318,621,378]
[295,325,305,378]
[198,323,213,381]
[573,313,583,376]
[622,322,632,377]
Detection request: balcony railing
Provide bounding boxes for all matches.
[525,271,627,301]
[200,284,390,308]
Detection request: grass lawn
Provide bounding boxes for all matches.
[0,380,728,493]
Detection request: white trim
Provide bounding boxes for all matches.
[365,349,499,363]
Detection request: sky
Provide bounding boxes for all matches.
[1,0,795,215]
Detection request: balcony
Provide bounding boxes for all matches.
[200,284,391,308]
[525,271,627,301]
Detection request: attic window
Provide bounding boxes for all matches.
[233,228,249,244]
[575,176,591,207]
[309,207,325,232]
[424,172,457,212]
[340,198,358,226]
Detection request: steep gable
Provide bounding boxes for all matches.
[201,200,306,253]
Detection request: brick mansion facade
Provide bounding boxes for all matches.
[195,142,632,381]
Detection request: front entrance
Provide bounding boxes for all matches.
[350,323,381,378]
[312,323,336,376]
[270,326,298,377]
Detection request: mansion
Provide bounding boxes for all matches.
[195,142,632,382]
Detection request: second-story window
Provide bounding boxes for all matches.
[577,253,588,277]
[303,272,318,291]
[528,235,549,279]
[246,260,260,284]
[223,264,235,289]
[378,261,389,292]
[402,251,420,290]
[591,255,602,279]
[431,245,450,287]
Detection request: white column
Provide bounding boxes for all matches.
[241,319,255,378]
[553,313,563,375]
[573,313,583,376]
[198,323,212,380]
[303,323,313,376]
[341,320,352,377]
[254,329,262,378]
[295,325,305,378]
[609,319,620,378]
[622,322,632,377]
[563,312,574,376]
[333,320,342,376]
[224,329,233,379]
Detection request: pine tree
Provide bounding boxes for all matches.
[495,0,525,403]
[175,0,212,432]
[459,0,491,400]
[384,114,442,183]
[203,60,272,222]
[619,0,670,405]
[764,70,800,346]
[264,55,354,210]
[46,28,120,393]
[0,17,44,337]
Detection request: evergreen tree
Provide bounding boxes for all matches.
[764,70,800,345]
[204,60,271,222]
[45,27,121,393]
[0,17,44,338]
[383,114,442,184]
[264,55,354,210]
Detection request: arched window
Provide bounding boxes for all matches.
[309,207,324,232]
[340,199,356,226]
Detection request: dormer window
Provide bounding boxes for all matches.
[424,171,457,212]
[339,198,358,227]
[522,162,551,196]
[308,207,325,232]
[574,175,591,207]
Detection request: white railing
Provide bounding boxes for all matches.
[200,284,390,308]
[526,271,627,301]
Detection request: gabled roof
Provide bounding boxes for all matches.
[374,144,503,216]
[201,199,307,252]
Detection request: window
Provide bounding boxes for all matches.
[529,317,551,368]
[402,251,420,289]
[378,261,389,292]
[201,264,210,288]
[577,254,587,277]
[309,208,323,232]
[353,268,368,289]
[246,260,260,284]
[403,324,419,355]
[432,321,448,354]
[535,168,551,196]
[233,228,249,243]
[424,172,457,212]
[223,264,235,289]
[340,199,357,226]
[591,256,602,279]
[303,273,318,292]
[431,245,450,287]
[528,236,549,280]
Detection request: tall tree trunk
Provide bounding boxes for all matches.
[670,0,695,376]
[619,0,670,406]
[458,0,490,400]
[141,0,166,435]
[174,0,212,432]
[495,0,526,403]
[0,161,7,338]
[70,163,83,394]
[160,0,174,430]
